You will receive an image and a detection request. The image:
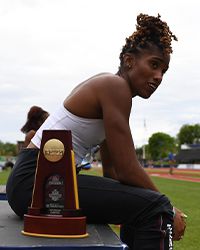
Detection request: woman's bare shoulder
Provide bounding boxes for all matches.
[92,72,126,83]
[94,73,132,99]
[93,73,132,117]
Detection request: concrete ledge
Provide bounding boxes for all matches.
[0,201,127,249]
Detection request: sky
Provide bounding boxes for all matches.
[0,0,199,147]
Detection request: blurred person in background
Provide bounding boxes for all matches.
[21,106,49,147]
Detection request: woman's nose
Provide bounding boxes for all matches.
[153,71,163,84]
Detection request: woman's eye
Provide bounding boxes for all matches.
[151,62,159,69]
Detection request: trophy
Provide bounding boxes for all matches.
[22,130,88,238]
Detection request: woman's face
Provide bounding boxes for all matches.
[126,47,170,98]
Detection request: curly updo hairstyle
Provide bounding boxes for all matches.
[119,13,177,68]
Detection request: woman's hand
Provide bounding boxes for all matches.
[173,207,187,241]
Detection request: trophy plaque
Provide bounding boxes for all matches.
[22,130,88,238]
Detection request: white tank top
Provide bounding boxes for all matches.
[31,105,105,165]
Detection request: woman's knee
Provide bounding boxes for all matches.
[7,189,31,218]
[6,173,33,217]
[157,193,173,214]
[6,149,38,217]
[134,192,173,226]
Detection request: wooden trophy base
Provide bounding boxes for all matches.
[22,214,88,238]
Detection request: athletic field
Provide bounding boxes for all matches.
[146,167,200,183]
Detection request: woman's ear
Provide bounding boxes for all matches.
[123,53,135,69]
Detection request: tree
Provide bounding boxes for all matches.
[177,124,200,146]
[0,140,17,156]
[148,132,176,160]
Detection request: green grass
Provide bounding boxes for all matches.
[0,168,11,184]
[1,168,199,249]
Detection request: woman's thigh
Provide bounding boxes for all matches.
[77,174,172,225]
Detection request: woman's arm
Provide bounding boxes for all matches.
[24,130,36,148]
[99,77,159,192]
[103,118,159,191]
[100,140,118,179]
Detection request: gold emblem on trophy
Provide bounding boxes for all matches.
[43,139,65,162]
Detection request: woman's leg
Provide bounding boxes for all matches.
[77,174,173,250]
[6,149,39,217]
